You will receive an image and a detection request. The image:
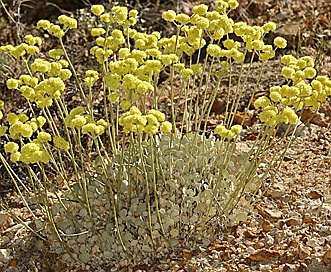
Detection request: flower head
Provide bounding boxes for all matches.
[54,136,69,151]
[274,37,287,48]
[58,15,77,29]
[160,121,172,133]
[4,142,19,153]
[192,4,208,16]
[37,132,52,142]
[91,5,105,16]
[254,96,270,109]
[162,10,176,22]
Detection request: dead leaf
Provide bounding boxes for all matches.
[323,248,331,264]
[211,98,226,114]
[182,249,192,260]
[298,244,311,259]
[233,111,253,127]
[244,228,260,238]
[256,206,283,220]
[284,217,303,227]
[303,214,317,224]
[298,245,311,259]
[288,237,300,247]
[248,249,281,261]
[268,188,286,199]
[306,190,323,199]
[133,265,150,271]
[300,109,328,127]
[254,241,265,250]
[262,219,274,232]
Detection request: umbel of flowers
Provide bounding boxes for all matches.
[0,0,331,268]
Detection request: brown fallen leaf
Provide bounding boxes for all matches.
[323,248,331,265]
[248,249,281,261]
[182,249,192,260]
[267,188,286,199]
[233,111,254,127]
[306,190,323,199]
[244,228,260,238]
[283,217,303,227]
[288,237,300,248]
[300,108,328,127]
[303,214,318,224]
[256,206,283,220]
[254,241,265,250]
[211,98,226,114]
[298,244,311,259]
[133,265,150,271]
[262,219,274,232]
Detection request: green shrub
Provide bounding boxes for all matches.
[0,0,330,268]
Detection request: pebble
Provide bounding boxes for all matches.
[264,234,274,246]
[0,248,11,263]
[246,246,255,253]
[306,238,319,248]
[0,212,11,228]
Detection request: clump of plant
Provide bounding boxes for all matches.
[0,0,330,268]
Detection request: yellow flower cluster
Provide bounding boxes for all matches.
[4,136,52,164]
[53,136,70,151]
[214,124,242,139]
[84,70,99,87]
[119,106,172,135]
[91,5,137,27]
[254,96,298,126]
[49,49,65,60]
[279,55,330,110]
[37,15,77,38]
[6,113,46,139]
[0,34,43,58]
[91,5,105,16]
[159,1,279,66]
[87,3,283,108]
[1,110,53,164]
[64,107,107,136]
[253,54,331,125]
[1,106,70,163]
[216,0,239,13]
[273,37,287,49]
[206,41,244,62]
[58,15,78,30]
[17,142,51,164]
[5,54,70,105]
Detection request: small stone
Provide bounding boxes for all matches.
[282,263,299,272]
[246,246,255,253]
[0,249,11,263]
[320,226,331,234]
[254,241,265,250]
[0,212,12,229]
[306,238,319,248]
[298,244,311,259]
[248,249,281,261]
[259,264,272,272]
[264,234,274,246]
[284,217,302,227]
[323,248,331,264]
[262,219,274,232]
